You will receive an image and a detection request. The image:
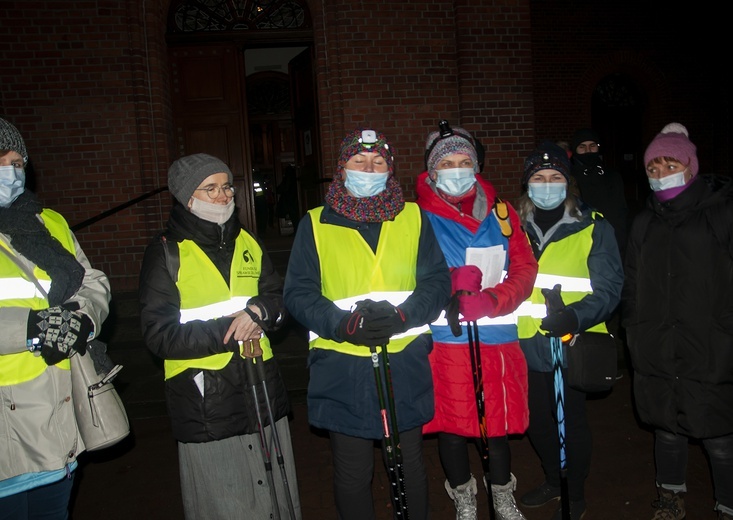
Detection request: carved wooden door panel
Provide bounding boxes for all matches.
[169,44,255,230]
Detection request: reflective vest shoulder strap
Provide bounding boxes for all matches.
[160,234,180,283]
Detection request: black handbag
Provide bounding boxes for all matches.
[565,332,617,392]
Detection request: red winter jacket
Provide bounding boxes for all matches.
[416,172,538,437]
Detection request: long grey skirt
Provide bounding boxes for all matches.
[178,416,301,520]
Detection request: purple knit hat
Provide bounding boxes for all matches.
[424,128,478,174]
[337,129,393,176]
[644,123,698,176]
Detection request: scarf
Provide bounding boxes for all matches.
[0,191,84,306]
[325,175,405,223]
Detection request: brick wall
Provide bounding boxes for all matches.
[313,0,534,202]
[0,0,728,294]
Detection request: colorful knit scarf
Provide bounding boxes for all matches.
[325,176,405,223]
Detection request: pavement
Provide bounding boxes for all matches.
[67,232,717,520]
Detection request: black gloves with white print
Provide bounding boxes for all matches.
[27,304,92,365]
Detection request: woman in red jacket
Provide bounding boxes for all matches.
[416,121,538,520]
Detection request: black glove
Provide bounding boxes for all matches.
[358,300,407,338]
[445,293,462,337]
[337,300,407,347]
[541,284,566,314]
[540,309,578,337]
[28,306,93,365]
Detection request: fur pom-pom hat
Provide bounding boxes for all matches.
[644,123,698,176]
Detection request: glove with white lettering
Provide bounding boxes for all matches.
[27,305,92,365]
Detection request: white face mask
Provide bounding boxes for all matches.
[344,169,389,198]
[0,165,25,208]
[648,170,687,192]
[435,168,476,196]
[189,197,235,225]
[528,182,567,210]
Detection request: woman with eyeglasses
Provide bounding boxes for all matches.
[138,153,301,519]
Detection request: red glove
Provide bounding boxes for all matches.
[451,265,482,294]
[458,291,498,322]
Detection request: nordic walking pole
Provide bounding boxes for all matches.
[370,344,409,518]
[253,355,297,520]
[467,320,491,479]
[242,343,281,520]
[543,286,571,520]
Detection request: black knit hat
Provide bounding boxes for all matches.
[570,128,600,153]
[0,118,28,164]
[522,140,571,186]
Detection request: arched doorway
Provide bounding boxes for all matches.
[591,73,648,215]
[165,0,322,235]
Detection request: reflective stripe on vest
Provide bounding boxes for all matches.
[164,231,272,380]
[309,203,423,357]
[517,218,608,339]
[0,210,75,386]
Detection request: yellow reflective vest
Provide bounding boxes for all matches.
[0,210,75,386]
[164,230,272,379]
[308,202,429,356]
[516,217,609,339]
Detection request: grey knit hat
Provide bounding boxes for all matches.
[424,127,478,175]
[168,153,233,205]
[0,118,28,164]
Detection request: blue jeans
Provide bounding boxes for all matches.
[655,429,733,509]
[0,474,75,520]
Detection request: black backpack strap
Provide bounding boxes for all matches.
[160,234,180,283]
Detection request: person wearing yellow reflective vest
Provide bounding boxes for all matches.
[138,153,301,520]
[0,118,111,518]
[284,129,451,520]
[514,141,623,520]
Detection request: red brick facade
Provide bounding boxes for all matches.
[0,0,726,292]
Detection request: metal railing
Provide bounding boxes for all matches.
[71,187,168,232]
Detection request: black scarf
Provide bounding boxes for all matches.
[0,191,84,306]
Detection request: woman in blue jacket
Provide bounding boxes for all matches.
[284,128,450,520]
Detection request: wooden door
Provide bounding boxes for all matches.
[169,44,255,229]
[289,47,323,214]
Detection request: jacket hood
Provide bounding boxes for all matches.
[415,170,497,233]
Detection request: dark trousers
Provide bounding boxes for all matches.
[330,427,428,520]
[526,370,591,502]
[655,429,733,509]
[0,474,75,520]
[438,432,512,488]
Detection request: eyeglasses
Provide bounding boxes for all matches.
[195,184,235,199]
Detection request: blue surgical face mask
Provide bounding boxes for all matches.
[528,182,567,210]
[0,165,26,208]
[344,169,389,198]
[648,170,687,192]
[435,168,476,196]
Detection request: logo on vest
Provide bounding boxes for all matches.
[242,249,254,263]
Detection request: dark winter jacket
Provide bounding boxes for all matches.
[521,202,623,372]
[571,154,628,258]
[283,203,450,439]
[622,175,733,438]
[138,204,289,443]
